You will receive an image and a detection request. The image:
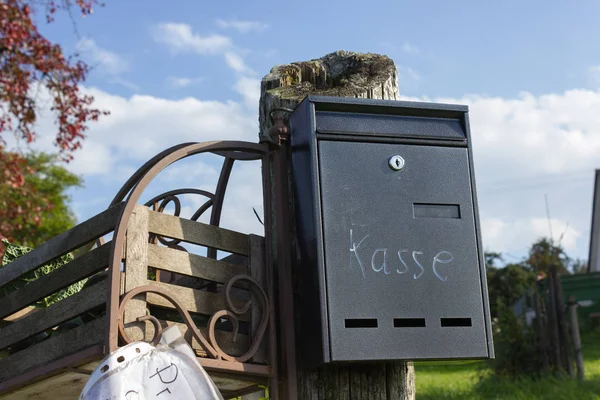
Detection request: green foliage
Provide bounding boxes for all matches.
[485,251,503,268]
[489,299,542,379]
[415,328,600,399]
[0,151,83,262]
[12,152,82,246]
[526,238,570,275]
[0,239,86,307]
[486,263,536,319]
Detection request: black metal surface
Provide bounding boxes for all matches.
[290,96,494,367]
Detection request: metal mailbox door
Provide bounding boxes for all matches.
[318,140,489,361]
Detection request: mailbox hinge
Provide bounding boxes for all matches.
[266,108,293,147]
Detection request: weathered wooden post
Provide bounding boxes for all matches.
[259,50,415,399]
[533,291,549,372]
[547,267,562,370]
[552,270,574,377]
[567,295,585,380]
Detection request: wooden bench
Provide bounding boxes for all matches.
[0,203,275,399]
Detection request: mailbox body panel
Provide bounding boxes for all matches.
[319,141,487,361]
[290,96,493,367]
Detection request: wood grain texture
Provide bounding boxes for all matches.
[261,51,415,399]
[146,281,250,322]
[124,205,150,341]
[0,371,91,400]
[297,363,414,400]
[259,50,398,143]
[0,280,106,350]
[0,316,105,381]
[0,202,123,288]
[0,243,111,320]
[386,362,416,400]
[2,307,38,323]
[147,244,249,285]
[147,209,249,256]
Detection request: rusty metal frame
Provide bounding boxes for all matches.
[103,140,279,397]
[263,108,300,400]
[0,140,283,399]
[117,277,269,362]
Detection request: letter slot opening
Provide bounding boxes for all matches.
[345,318,378,328]
[394,318,426,328]
[441,318,472,327]
[413,203,461,219]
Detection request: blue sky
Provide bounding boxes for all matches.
[23,0,600,264]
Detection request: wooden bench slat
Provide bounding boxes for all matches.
[145,281,250,322]
[0,202,123,288]
[148,244,249,285]
[0,243,111,320]
[0,316,105,381]
[0,280,107,351]
[123,205,150,342]
[147,209,249,256]
[0,370,92,400]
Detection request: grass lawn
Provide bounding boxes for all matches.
[415,328,600,399]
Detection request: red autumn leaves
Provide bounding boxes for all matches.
[1,0,108,251]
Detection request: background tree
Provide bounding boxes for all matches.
[570,258,588,274]
[0,150,82,257]
[487,262,537,319]
[1,0,106,252]
[526,237,570,275]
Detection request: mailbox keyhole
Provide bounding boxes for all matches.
[389,155,405,171]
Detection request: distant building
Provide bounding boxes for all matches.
[588,170,600,272]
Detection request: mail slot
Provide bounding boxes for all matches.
[289,95,494,367]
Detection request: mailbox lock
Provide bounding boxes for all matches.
[388,155,405,171]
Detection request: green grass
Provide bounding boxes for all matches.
[415,328,600,399]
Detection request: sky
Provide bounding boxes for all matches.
[17,0,600,265]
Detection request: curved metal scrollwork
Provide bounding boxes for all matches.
[105,141,270,354]
[118,274,269,363]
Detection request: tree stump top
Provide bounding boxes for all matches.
[259,50,398,143]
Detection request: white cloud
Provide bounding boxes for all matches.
[482,218,580,255]
[215,18,268,34]
[167,76,204,88]
[234,76,260,110]
[109,77,139,91]
[152,23,254,79]
[399,89,600,259]
[589,65,600,88]
[23,87,258,177]
[397,66,420,82]
[224,51,252,74]
[20,78,600,262]
[152,23,232,54]
[401,42,420,54]
[76,38,129,75]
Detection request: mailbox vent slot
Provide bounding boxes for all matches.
[413,203,461,219]
[394,318,426,328]
[441,318,472,327]
[345,318,378,328]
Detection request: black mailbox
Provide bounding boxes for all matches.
[289,95,494,367]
